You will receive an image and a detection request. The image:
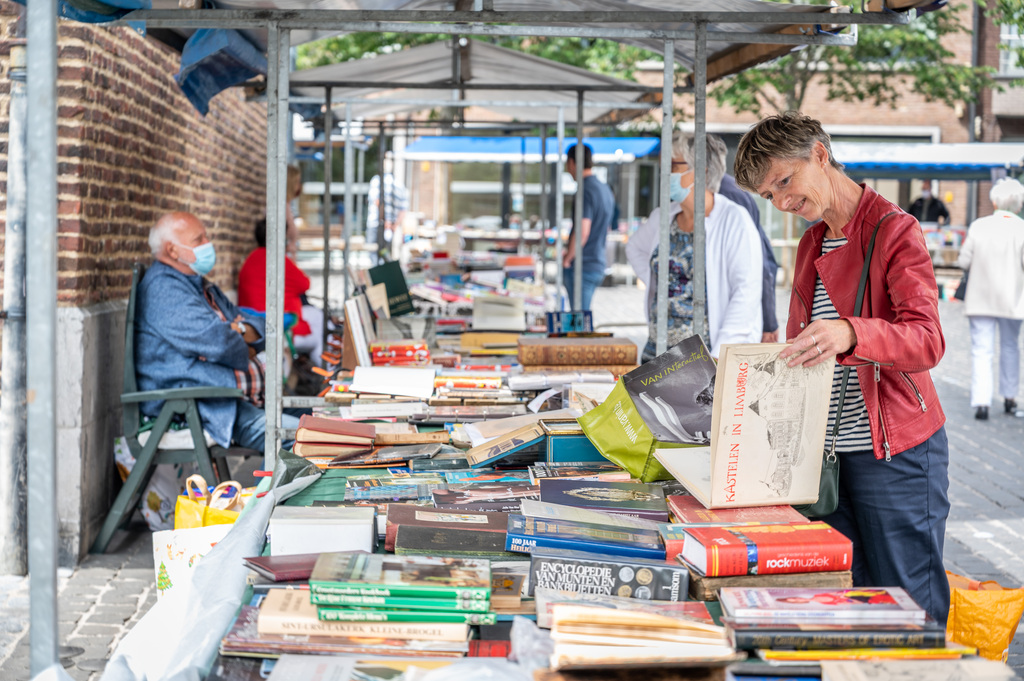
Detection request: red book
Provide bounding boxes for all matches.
[243,553,320,582]
[384,504,509,552]
[679,522,853,578]
[469,640,511,657]
[295,414,375,444]
[666,495,807,526]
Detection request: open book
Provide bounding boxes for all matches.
[654,343,833,509]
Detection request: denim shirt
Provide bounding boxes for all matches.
[134,261,265,447]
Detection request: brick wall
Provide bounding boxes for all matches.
[0,2,267,310]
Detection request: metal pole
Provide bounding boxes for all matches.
[555,107,565,311]
[573,91,584,310]
[356,147,366,247]
[693,24,708,346]
[321,86,333,354]
[656,40,673,355]
[377,122,386,263]
[343,104,354,302]
[538,123,548,305]
[264,24,289,465]
[0,37,28,576]
[26,0,58,672]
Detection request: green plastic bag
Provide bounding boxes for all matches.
[578,380,691,483]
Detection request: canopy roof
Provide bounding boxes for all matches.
[398,135,661,163]
[290,40,656,124]
[834,142,1024,181]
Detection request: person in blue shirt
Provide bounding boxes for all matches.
[135,211,299,453]
[562,144,615,311]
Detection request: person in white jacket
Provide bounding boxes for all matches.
[956,177,1024,421]
[641,133,762,360]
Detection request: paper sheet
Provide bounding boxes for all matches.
[349,366,437,400]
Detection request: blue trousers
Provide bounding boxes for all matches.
[563,267,604,312]
[232,400,300,453]
[821,426,950,624]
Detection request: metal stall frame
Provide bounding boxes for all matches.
[25,5,911,673]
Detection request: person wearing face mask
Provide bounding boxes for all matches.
[135,211,300,455]
[908,180,950,226]
[627,129,779,341]
[640,132,762,361]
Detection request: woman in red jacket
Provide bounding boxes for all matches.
[734,112,949,626]
[237,218,323,364]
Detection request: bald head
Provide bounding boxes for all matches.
[150,212,210,274]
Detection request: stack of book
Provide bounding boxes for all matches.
[517,337,639,378]
[370,340,430,366]
[291,414,375,465]
[720,586,970,662]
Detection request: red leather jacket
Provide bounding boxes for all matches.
[787,186,946,461]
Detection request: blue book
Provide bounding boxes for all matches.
[504,514,666,560]
[538,479,669,522]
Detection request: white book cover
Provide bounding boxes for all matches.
[654,343,833,509]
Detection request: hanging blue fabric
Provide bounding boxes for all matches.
[175,28,268,116]
[12,0,149,23]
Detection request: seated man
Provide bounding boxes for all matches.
[135,211,298,454]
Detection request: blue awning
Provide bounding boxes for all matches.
[399,136,660,164]
[834,142,1024,181]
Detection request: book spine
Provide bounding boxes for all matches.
[393,526,508,554]
[505,532,665,560]
[309,582,489,601]
[317,608,497,625]
[309,592,491,612]
[257,617,467,641]
[518,364,639,376]
[518,344,637,366]
[730,627,947,651]
[529,553,688,601]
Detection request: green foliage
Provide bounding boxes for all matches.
[984,0,1024,77]
[711,1,998,117]
[296,34,654,80]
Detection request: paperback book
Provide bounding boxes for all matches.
[309,553,491,601]
[719,587,927,624]
[431,483,540,510]
[505,514,666,560]
[533,586,715,630]
[529,463,631,484]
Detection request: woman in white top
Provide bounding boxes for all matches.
[641,133,762,360]
[956,178,1024,420]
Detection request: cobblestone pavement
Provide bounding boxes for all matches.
[1,283,1023,679]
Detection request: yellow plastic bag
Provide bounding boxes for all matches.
[946,570,1024,662]
[173,475,242,530]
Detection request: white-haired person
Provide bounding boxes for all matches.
[956,178,1024,420]
[640,132,762,361]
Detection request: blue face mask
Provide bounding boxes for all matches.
[669,173,693,203]
[178,241,217,276]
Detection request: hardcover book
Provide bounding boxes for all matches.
[529,547,688,601]
[686,567,853,603]
[519,499,661,531]
[443,470,532,484]
[534,587,715,630]
[665,495,806,526]
[368,260,414,316]
[317,607,497,625]
[309,553,491,601]
[394,525,514,558]
[679,521,853,577]
[519,364,638,378]
[518,337,638,366]
[529,463,631,484]
[292,442,374,459]
[654,342,835,509]
[621,335,718,445]
[384,504,508,552]
[257,589,469,641]
[505,514,666,560]
[718,587,927,624]
[726,618,948,651]
[538,479,669,522]
[465,422,546,467]
[243,553,320,583]
[295,414,376,444]
[819,658,1016,681]
[309,592,491,612]
[431,483,540,509]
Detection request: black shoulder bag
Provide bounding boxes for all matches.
[796,212,897,519]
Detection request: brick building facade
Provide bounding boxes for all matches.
[0,2,267,563]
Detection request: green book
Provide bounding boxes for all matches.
[368,260,414,316]
[310,592,491,612]
[309,552,491,601]
[317,607,497,625]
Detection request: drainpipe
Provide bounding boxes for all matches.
[966,1,982,223]
[0,31,28,576]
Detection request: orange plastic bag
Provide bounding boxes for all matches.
[946,570,1024,662]
[173,475,242,530]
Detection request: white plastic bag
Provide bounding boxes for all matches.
[113,436,196,531]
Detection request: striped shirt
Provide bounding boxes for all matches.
[813,238,872,453]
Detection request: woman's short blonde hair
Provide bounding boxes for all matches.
[734,111,844,193]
